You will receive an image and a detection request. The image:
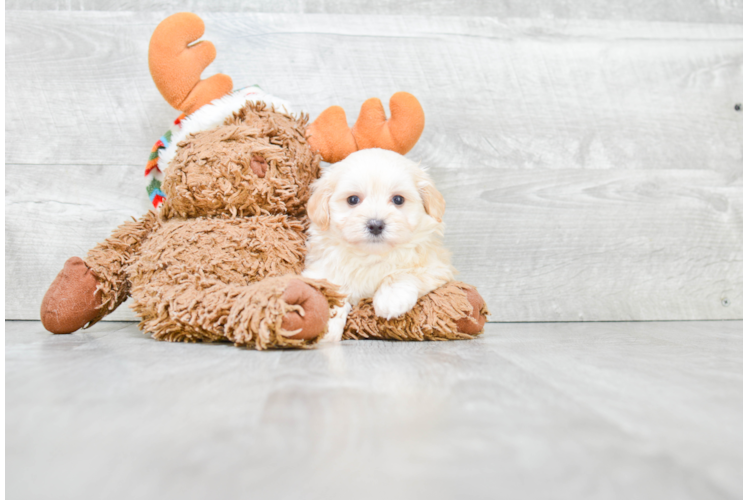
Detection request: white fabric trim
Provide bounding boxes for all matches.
[157,86,293,173]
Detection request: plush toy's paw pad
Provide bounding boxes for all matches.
[280,279,329,340]
[373,282,418,320]
[40,257,102,334]
[455,287,487,335]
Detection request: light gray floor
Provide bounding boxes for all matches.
[6,320,742,500]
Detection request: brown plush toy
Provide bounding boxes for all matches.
[40,12,487,349]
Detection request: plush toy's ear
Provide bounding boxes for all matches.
[307,176,334,230]
[149,12,233,115]
[307,92,425,163]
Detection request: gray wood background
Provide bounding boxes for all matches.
[5,1,742,322]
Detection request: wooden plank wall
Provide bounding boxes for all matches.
[5,2,742,322]
[5,0,743,23]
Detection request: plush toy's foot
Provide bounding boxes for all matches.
[40,257,102,334]
[456,286,487,334]
[280,279,330,340]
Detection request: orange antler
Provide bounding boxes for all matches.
[149,12,233,115]
[307,92,425,163]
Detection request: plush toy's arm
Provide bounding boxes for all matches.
[40,211,160,334]
[344,282,488,341]
[85,211,161,320]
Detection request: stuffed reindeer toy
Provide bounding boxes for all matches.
[40,12,487,349]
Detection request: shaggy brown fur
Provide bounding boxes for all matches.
[132,274,343,349]
[80,103,343,349]
[41,101,489,349]
[161,103,318,219]
[131,215,308,287]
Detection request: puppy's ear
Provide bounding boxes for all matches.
[417,174,446,223]
[307,176,333,230]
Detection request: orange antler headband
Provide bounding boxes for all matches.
[149,12,233,115]
[306,92,425,163]
[148,13,425,160]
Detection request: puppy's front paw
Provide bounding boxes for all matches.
[373,282,419,320]
[320,302,352,343]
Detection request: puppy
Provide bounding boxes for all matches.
[303,148,456,342]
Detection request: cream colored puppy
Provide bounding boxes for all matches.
[303,148,456,342]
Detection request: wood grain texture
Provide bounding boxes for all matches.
[6,165,149,321]
[5,11,742,321]
[6,0,743,25]
[5,320,742,500]
[5,13,742,168]
[6,165,742,321]
[441,167,742,321]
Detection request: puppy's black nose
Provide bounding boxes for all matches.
[366,219,385,236]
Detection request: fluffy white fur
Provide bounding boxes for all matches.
[303,149,456,341]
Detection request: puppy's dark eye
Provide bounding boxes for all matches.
[392,195,405,206]
[347,195,360,206]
